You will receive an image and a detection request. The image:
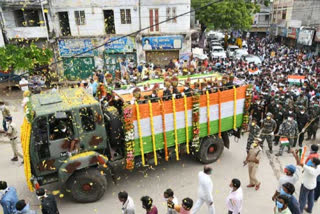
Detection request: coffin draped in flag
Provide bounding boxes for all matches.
[288,75,305,85]
[131,86,247,156]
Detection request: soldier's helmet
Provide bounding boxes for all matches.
[266,112,273,117]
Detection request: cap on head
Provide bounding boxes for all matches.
[267,112,272,117]
[285,164,296,174]
[36,188,45,196]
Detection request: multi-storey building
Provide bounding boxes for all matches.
[0,0,192,78]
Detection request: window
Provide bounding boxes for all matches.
[80,107,95,132]
[149,9,159,32]
[282,11,286,20]
[58,12,71,36]
[265,15,270,21]
[34,117,50,159]
[49,112,74,141]
[14,10,41,27]
[104,10,115,34]
[120,9,131,24]
[75,10,86,25]
[166,7,177,23]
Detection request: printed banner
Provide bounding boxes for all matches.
[58,39,94,57]
[142,35,183,50]
[104,37,136,53]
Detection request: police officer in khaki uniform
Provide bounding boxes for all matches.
[0,101,11,132]
[244,138,262,190]
[5,117,23,162]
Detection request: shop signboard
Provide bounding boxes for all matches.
[104,37,135,53]
[297,29,315,46]
[142,35,183,50]
[287,27,298,39]
[58,39,94,57]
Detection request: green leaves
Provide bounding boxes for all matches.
[0,43,53,73]
[191,0,260,31]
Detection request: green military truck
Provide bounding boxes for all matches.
[21,85,250,203]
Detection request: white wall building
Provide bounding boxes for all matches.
[0,0,192,78]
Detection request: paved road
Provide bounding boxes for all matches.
[0,92,319,214]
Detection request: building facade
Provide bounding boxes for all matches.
[0,0,192,79]
[270,0,319,52]
[251,0,272,35]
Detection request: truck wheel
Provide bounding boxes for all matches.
[67,168,107,203]
[198,136,224,164]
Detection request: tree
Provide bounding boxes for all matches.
[0,43,53,73]
[192,0,262,31]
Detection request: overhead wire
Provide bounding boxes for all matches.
[1,0,224,83]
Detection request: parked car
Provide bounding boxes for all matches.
[234,49,249,60]
[226,45,239,58]
[241,55,262,66]
[210,41,222,47]
[210,46,226,59]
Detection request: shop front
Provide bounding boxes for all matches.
[104,36,136,75]
[58,39,95,80]
[286,27,299,47]
[142,35,183,67]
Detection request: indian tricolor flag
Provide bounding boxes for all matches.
[280,137,290,146]
[131,86,247,155]
[288,75,305,85]
[248,68,260,75]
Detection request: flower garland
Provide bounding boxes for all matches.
[135,101,145,166]
[160,100,169,161]
[233,86,237,130]
[172,96,180,161]
[148,101,158,165]
[218,89,222,138]
[25,100,34,123]
[206,91,210,135]
[242,85,253,131]
[183,95,190,154]
[123,103,135,170]
[192,93,201,152]
[21,117,33,191]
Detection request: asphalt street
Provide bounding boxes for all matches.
[0,91,319,214]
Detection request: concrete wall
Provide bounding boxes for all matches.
[0,27,4,47]
[291,0,320,27]
[140,1,190,34]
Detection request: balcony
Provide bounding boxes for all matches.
[6,26,48,39]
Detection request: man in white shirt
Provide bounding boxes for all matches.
[272,164,299,201]
[164,188,178,214]
[118,191,135,214]
[226,178,243,214]
[19,77,29,92]
[191,166,215,214]
[292,150,320,213]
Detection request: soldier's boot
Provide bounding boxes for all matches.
[268,145,273,154]
[275,146,284,156]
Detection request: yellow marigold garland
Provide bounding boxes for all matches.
[21,117,33,191]
[233,86,237,130]
[206,91,210,135]
[148,101,158,165]
[183,95,190,154]
[135,102,145,166]
[172,96,179,161]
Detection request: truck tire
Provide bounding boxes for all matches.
[198,136,224,164]
[67,168,107,203]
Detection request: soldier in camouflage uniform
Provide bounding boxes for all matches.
[273,103,285,145]
[307,101,320,140]
[247,118,261,153]
[276,115,299,156]
[260,112,277,153]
